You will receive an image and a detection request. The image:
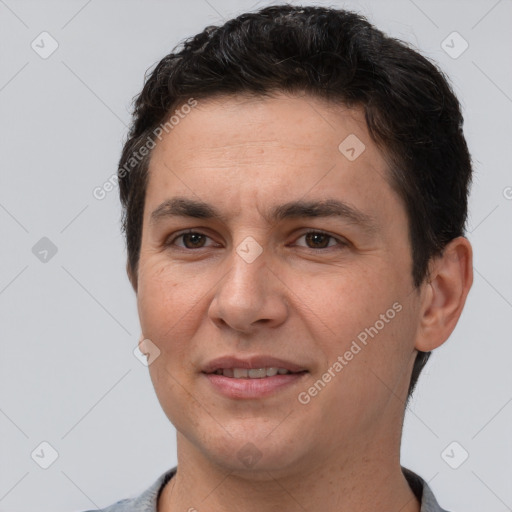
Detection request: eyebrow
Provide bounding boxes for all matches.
[150,197,377,233]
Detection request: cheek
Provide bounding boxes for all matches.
[302,302,416,437]
[136,259,210,433]
[308,264,398,337]
[137,258,195,344]
[307,265,414,386]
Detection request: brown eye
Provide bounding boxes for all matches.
[304,232,332,249]
[181,233,207,248]
[167,231,215,249]
[295,230,345,250]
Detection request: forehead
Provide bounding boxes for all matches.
[153,92,382,165]
[145,92,396,223]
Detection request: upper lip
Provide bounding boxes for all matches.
[202,355,307,374]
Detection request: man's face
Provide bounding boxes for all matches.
[136,93,423,474]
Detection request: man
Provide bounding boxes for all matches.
[88,4,473,511]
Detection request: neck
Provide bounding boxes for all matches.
[158,430,421,512]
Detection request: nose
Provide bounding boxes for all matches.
[208,247,288,334]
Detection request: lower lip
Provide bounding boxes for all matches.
[203,372,308,399]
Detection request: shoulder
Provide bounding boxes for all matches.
[79,467,176,512]
[402,466,452,512]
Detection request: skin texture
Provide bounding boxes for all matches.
[129,92,473,512]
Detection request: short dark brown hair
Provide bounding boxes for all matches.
[118,4,472,400]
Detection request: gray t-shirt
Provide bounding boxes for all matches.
[84,466,450,511]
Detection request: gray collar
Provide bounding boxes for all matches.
[95,465,450,512]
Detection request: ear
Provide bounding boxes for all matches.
[126,261,138,293]
[414,236,473,352]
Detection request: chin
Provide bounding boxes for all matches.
[199,426,308,477]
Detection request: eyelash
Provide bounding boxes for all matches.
[166,230,348,251]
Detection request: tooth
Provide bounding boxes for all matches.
[248,368,267,379]
[221,367,295,379]
[233,368,248,378]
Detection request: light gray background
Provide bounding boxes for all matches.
[1,0,511,511]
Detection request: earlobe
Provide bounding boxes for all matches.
[414,237,473,352]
